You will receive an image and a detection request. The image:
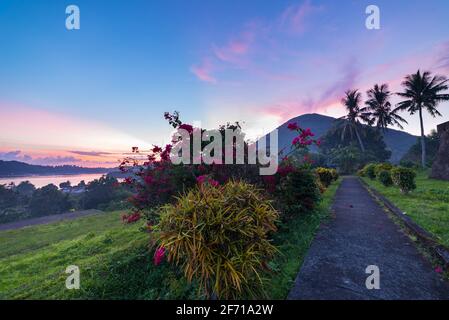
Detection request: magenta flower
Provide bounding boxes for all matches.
[179,123,194,134]
[152,145,163,153]
[196,175,219,187]
[196,175,207,184]
[154,247,166,266]
[292,136,300,145]
[287,122,299,131]
[435,266,443,273]
[209,179,219,187]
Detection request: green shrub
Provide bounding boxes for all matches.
[315,167,334,188]
[364,163,377,180]
[156,181,279,299]
[391,167,416,193]
[357,168,366,177]
[378,170,393,187]
[276,169,321,220]
[374,163,393,176]
[329,168,339,181]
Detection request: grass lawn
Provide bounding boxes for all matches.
[0,180,341,299]
[362,171,449,248]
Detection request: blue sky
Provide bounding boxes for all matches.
[0,0,448,166]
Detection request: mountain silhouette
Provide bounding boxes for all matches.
[0,160,111,177]
[263,113,418,163]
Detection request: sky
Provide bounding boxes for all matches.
[0,0,449,167]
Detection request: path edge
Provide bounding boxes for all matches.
[360,178,449,269]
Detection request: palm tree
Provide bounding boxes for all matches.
[365,83,408,132]
[338,89,371,152]
[396,70,449,168]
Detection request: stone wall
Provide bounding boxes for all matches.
[430,121,449,180]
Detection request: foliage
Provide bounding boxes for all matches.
[0,184,19,210]
[14,181,36,198]
[122,113,320,226]
[364,163,377,180]
[391,167,417,193]
[156,181,279,299]
[275,168,322,220]
[329,168,339,181]
[82,176,131,210]
[364,83,407,131]
[319,125,391,173]
[315,167,334,188]
[396,70,449,167]
[29,184,72,217]
[324,146,368,175]
[401,130,440,167]
[374,163,393,176]
[378,170,393,187]
[1,181,342,300]
[337,89,371,152]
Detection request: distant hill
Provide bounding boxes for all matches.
[0,160,112,177]
[263,113,418,163]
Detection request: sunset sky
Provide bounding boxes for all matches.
[1,0,449,167]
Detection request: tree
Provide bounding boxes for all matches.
[59,181,72,189]
[82,176,128,209]
[0,184,19,209]
[319,125,391,173]
[365,84,407,132]
[401,130,440,167]
[29,184,71,217]
[396,70,449,168]
[338,89,371,152]
[15,181,36,198]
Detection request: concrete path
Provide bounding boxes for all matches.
[0,209,104,232]
[288,177,449,300]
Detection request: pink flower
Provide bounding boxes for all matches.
[179,124,194,134]
[144,175,153,185]
[154,247,166,266]
[152,145,163,153]
[277,164,295,177]
[435,266,443,273]
[292,136,300,146]
[196,175,207,184]
[209,179,219,187]
[287,122,299,131]
[196,175,219,187]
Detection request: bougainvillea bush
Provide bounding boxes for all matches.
[119,114,336,298]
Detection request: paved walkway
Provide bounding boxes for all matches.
[0,209,104,232]
[288,177,449,300]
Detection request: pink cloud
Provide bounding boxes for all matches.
[191,2,323,84]
[190,58,217,83]
[212,28,256,65]
[257,60,360,122]
[279,0,323,34]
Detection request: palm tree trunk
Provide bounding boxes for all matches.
[418,105,426,168]
[354,127,366,152]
